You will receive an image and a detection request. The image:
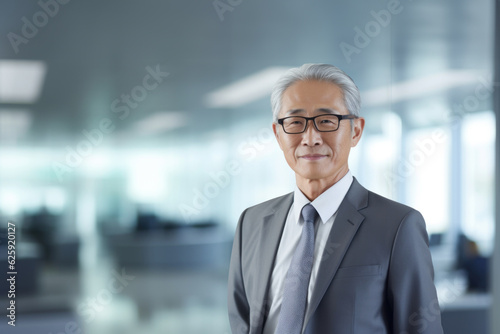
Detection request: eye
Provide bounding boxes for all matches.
[285,118,305,125]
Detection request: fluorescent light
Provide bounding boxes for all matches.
[0,60,47,103]
[204,67,291,108]
[362,70,480,107]
[132,111,188,134]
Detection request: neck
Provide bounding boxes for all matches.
[296,168,349,201]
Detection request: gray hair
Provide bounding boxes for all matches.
[271,63,361,123]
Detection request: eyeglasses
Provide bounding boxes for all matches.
[277,114,358,134]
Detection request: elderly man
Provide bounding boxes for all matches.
[227,63,443,334]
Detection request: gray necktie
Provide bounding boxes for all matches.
[275,203,318,334]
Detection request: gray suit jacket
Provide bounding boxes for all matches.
[228,178,443,334]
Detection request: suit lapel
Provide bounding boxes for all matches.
[252,192,293,332]
[304,178,368,326]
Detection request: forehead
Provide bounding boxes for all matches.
[280,80,346,114]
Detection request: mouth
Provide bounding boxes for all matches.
[299,154,327,161]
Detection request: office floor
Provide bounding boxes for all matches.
[0,233,232,334]
[0,238,490,334]
[0,264,231,334]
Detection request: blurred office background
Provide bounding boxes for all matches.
[0,0,498,333]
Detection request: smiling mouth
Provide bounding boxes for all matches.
[300,154,327,161]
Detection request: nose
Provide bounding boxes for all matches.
[301,119,323,146]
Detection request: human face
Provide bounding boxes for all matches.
[273,80,364,189]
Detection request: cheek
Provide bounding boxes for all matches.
[287,146,299,162]
[282,139,299,155]
[329,139,350,159]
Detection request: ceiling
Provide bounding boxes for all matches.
[0,0,495,147]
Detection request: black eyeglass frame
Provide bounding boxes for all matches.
[277,114,358,134]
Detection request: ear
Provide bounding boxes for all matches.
[351,117,365,147]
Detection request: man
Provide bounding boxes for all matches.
[227,64,443,334]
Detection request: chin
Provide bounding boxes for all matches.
[298,170,328,181]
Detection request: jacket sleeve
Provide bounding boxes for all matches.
[387,210,444,334]
[227,209,250,334]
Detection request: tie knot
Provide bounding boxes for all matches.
[301,203,318,224]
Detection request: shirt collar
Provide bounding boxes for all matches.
[293,171,354,225]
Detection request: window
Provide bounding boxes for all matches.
[461,111,495,254]
[405,127,451,234]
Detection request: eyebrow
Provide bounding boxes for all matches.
[285,108,339,115]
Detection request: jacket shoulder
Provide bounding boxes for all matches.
[364,189,423,223]
[350,178,418,218]
[244,192,293,215]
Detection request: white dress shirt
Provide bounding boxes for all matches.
[262,171,353,334]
